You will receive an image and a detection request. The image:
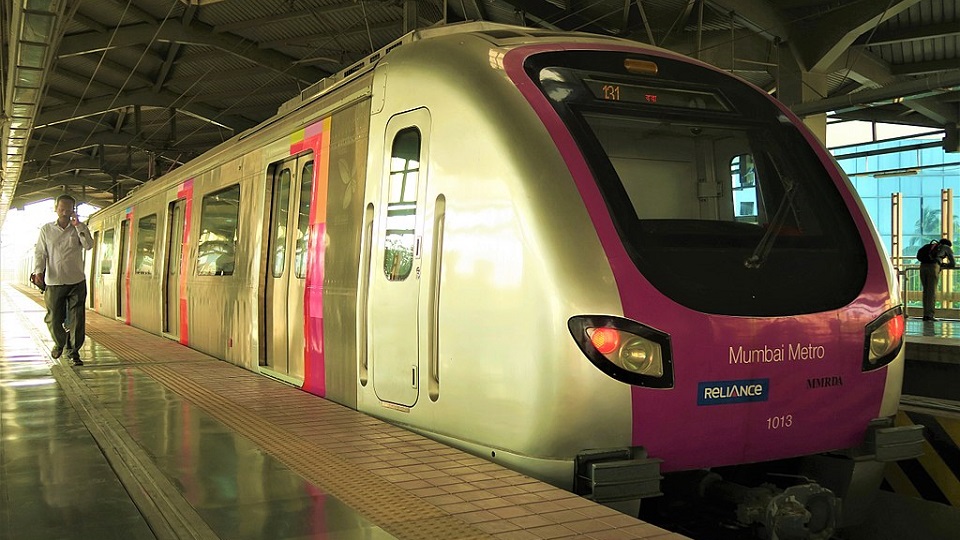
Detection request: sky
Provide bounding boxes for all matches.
[0,120,944,277]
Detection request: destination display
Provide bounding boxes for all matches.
[583,79,730,111]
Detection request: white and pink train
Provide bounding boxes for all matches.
[80,22,921,539]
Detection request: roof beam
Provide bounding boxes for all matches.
[703,0,790,42]
[68,50,157,88]
[853,21,960,47]
[671,28,774,71]
[789,0,924,72]
[101,0,158,25]
[12,179,125,207]
[57,20,326,84]
[50,66,118,95]
[26,132,213,162]
[259,20,403,48]
[904,98,959,126]
[891,59,960,76]
[827,48,958,126]
[829,109,942,129]
[25,157,108,177]
[827,48,893,88]
[214,2,364,33]
[165,65,286,86]
[154,7,197,92]
[791,70,960,117]
[190,84,301,103]
[71,10,110,33]
[34,88,254,132]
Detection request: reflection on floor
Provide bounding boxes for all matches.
[0,287,395,540]
[906,316,960,340]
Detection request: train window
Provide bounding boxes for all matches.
[196,184,241,276]
[295,161,314,279]
[99,228,115,274]
[525,49,867,315]
[135,214,157,274]
[270,169,291,278]
[383,128,420,281]
[731,155,759,224]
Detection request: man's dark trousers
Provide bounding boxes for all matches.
[44,281,87,353]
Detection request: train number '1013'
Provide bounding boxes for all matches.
[767,414,793,429]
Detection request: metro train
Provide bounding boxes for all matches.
[76,22,922,539]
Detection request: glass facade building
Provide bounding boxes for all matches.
[833,135,960,259]
[832,131,960,314]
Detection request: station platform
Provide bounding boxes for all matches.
[0,283,687,540]
[904,316,960,403]
[885,316,960,522]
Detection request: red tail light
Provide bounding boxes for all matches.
[589,328,620,354]
[569,316,674,388]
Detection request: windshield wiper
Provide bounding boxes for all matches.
[744,177,798,270]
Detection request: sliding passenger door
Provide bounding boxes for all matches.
[163,199,186,337]
[88,231,99,309]
[116,218,130,320]
[264,156,313,382]
[370,109,431,407]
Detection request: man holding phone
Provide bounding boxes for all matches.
[32,194,93,365]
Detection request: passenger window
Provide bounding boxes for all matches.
[295,161,314,279]
[197,184,241,276]
[731,154,759,224]
[383,128,420,281]
[270,169,291,278]
[135,214,157,274]
[100,229,115,274]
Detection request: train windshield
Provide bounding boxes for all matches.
[525,51,867,316]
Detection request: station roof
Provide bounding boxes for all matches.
[1,0,957,224]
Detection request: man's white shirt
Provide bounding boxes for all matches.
[34,221,93,285]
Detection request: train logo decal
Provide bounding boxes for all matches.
[806,376,843,389]
[697,379,770,405]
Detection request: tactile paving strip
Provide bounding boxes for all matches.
[19,287,682,539]
[78,319,485,539]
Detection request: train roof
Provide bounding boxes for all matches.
[272,21,632,119]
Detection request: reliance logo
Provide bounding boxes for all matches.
[697,378,770,406]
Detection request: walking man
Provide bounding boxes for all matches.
[31,194,93,365]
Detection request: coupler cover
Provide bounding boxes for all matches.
[575,448,663,503]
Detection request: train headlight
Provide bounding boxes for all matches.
[571,316,673,388]
[621,337,663,377]
[862,306,904,372]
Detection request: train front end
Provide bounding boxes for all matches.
[502,42,924,535]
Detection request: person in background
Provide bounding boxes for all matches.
[919,238,956,322]
[31,194,93,365]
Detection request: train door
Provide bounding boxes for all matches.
[116,218,129,319]
[88,230,99,309]
[98,228,115,315]
[369,109,431,407]
[163,199,186,337]
[263,155,312,382]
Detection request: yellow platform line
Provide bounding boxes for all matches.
[898,412,960,507]
[939,416,960,451]
[884,459,923,500]
[886,412,924,499]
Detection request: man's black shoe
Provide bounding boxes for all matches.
[922,316,938,321]
[71,356,83,366]
[51,346,63,359]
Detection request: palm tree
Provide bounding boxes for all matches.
[910,206,942,251]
